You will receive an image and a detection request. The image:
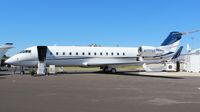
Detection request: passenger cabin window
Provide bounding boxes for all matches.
[63,52,65,55]
[123,53,125,56]
[100,52,102,55]
[88,52,91,55]
[106,52,108,55]
[94,53,97,55]
[76,52,78,55]
[69,52,72,55]
[50,52,53,55]
[111,53,114,55]
[82,52,85,55]
[117,53,119,56]
[56,52,59,55]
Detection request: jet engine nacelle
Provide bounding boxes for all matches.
[138,46,164,57]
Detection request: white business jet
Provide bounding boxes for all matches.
[5,32,184,74]
[0,43,14,59]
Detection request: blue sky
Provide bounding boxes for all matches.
[0,0,200,56]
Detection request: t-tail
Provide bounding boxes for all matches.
[0,43,14,58]
[138,31,183,58]
[158,31,183,53]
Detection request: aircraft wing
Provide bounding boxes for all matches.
[82,61,143,67]
[82,60,166,67]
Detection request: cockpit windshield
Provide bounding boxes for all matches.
[20,50,31,53]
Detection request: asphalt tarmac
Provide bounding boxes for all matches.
[0,71,200,112]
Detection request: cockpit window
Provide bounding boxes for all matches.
[20,50,31,53]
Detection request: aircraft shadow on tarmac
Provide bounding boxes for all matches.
[0,70,184,79]
[0,74,7,79]
[0,76,6,79]
[0,73,10,79]
[113,72,184,79]
[57,71,184,79]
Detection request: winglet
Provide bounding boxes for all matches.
[171,46,183,60]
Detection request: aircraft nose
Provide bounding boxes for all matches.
[5,57,17,65]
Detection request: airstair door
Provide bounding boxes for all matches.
[37,46,47,75]
[37,46,47,62]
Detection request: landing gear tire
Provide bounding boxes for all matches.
[102,66,117,74]
[111,68,117,74]
[103,67,109,72]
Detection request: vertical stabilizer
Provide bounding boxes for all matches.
[0,43,14,58]
[159,32,183,53]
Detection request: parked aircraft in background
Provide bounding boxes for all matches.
[0,43,14,59]
[186,44,200,54]
[5,32,185,74]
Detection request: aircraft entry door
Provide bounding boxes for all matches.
[37,46,47,62]
[37,46,47,75]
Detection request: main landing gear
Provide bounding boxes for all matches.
[101,66,117,74]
